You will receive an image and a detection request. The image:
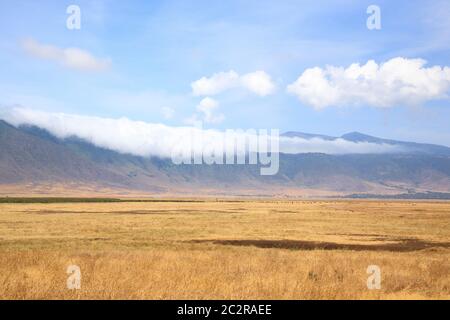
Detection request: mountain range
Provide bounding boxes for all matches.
[1,119,450,198]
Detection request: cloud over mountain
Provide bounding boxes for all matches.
[1,107,403,158]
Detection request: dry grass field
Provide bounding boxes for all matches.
[0,199,449,299]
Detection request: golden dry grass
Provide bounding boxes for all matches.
[0,200,449,299]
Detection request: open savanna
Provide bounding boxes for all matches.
[0,199,449,299]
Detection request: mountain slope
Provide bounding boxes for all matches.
[0,120,163,191]
[1,120,450,197]
[340,132,450,156]
[282,131,450,156]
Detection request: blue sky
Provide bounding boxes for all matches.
[1,0,450,145]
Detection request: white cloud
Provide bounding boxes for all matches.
[240,71,276,96]
[196,97,224,124]
[191,71,239,96]
[1,107,403,157]
[191,70,275,96]
[279,137,401,154]
[287,57,450,109]
[184,97,224,125]
[22,38,111,72]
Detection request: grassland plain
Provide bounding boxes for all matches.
[0,199,449,299]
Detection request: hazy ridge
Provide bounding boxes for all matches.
[1,120,450,197]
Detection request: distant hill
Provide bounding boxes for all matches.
[282,131,337,141]
[339,132,450,156]
[282,131,450,156]
[1,120,450,197]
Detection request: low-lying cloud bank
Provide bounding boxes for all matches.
[0,107,403,157]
